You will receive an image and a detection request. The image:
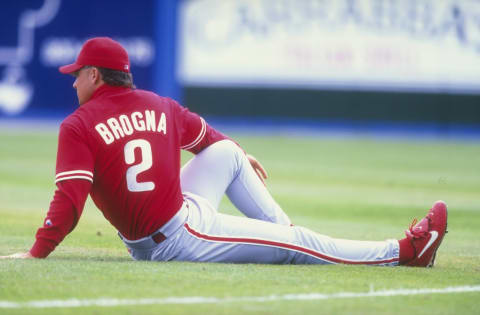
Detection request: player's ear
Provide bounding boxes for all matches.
[91,67,102,84]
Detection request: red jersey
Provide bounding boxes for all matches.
[30,84,229,258]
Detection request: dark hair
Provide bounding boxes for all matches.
[96,67,136,89]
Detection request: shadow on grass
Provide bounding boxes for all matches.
[49,255,133,263]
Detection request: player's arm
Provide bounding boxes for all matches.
[30,179,91,258]
[1,122,94,259]
[34,120,94,258]
[174,100,268,184]
[0,180,91,259]
[176,104,230,155]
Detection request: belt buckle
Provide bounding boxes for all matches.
[152,232,166,243]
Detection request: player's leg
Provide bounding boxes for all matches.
[180,140,291,225]
[151,194,399,265]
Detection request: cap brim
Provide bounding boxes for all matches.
[59,63,83,74]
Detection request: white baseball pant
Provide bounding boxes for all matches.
[120,140,400,265]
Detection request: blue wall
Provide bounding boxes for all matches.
[0,0,179,118]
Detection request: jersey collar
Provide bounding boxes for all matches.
[90,84,132,100]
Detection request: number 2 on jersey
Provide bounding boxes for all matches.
[124,139,155,192]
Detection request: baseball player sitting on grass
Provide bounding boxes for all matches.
[1,37,447,267]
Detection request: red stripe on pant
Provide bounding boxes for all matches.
[184,223,398,265]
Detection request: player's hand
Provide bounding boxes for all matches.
[0,252,34,259]
[246,154,268,185]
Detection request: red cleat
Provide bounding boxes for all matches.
[405,201,448,267]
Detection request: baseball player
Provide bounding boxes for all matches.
[0,37,447,267]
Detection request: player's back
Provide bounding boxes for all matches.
[64,85,184,239]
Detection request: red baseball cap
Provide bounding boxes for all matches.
[59,37,130,74]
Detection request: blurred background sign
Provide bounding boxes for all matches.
[179,0,480,126]
[179,0,480,94]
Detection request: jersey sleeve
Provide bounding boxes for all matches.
[174,101,231,154]
[29,120,94,258]
[30,180,91,258]
[55,121,95,183]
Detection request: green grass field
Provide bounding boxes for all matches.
[0,128,479,315]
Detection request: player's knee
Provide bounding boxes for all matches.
[215,139,240,151]
[209,140,243,160]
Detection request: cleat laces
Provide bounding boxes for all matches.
[405,216,430,239]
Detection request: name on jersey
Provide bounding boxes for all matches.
[95,110,167,145]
